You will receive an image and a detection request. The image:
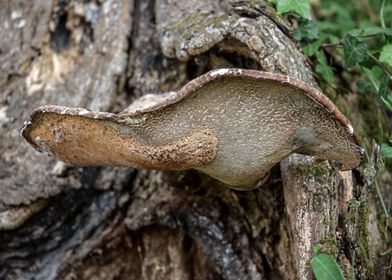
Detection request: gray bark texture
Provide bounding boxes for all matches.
[0,0,388,279]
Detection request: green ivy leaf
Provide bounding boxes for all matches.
[311,254,345,280]
[316,64,335,85]
[381,143,392,161]
[277,0,311,19]
[328,35,340,44]
[294,20,319,41]
[316,51,335,84]
[342,34,368,68]
[303,33,328,56]
[379,44,392,67]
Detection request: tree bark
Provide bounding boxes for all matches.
[0,0,387,279]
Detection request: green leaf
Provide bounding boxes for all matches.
[311,254,345,280]
[318,3,355,34]
[381,95,392,113]
[316,64,335,85]
[379,44,392,67]
[371,65,384,79]
[362,67,381,91]
[381,95,392,112]
[379,76,392,113]
[328,35,340,44]
[277,0,311,19]
[348,27,392,37]
[315,51,335,84]
[342,34,368,68]
[356,80,374,94]
[313,244,321,255]
[370,74,392,113]
[294,20,319,41]
[363,68,392,112]
[316,50,327,64]
[379,74,391,98]
[318,22,341,32]
[381,143,392,160]
[303,33,328,56]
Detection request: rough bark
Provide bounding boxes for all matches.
[0,0,387,279]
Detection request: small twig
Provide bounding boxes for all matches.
[320,43,343,49]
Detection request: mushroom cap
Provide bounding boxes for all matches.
[22,68,363,188]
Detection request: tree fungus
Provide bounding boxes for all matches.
[22,69,363,189]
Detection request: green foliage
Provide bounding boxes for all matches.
[362,66,383,91]
[311,244,345,280]
[342,34,368,68]
[276,0,311,18]
[381,143,392,161]
[348,27,392,37]
[379,74,390,97]
[303,33,327,56]
[315,51,335,84]
[269,1,392,277]
[356,79,373,94]
[293,20,319,41]
[272,0,392,276]
[311,255,345,280]
[361,66,392,114]
[275,0,392,162]
[379,44,392,67]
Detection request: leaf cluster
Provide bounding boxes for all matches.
[272,3,392,276]
[274,0,392,163]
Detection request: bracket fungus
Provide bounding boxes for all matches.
[22,69,363,189]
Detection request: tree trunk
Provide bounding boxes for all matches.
[0,0,387,279]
